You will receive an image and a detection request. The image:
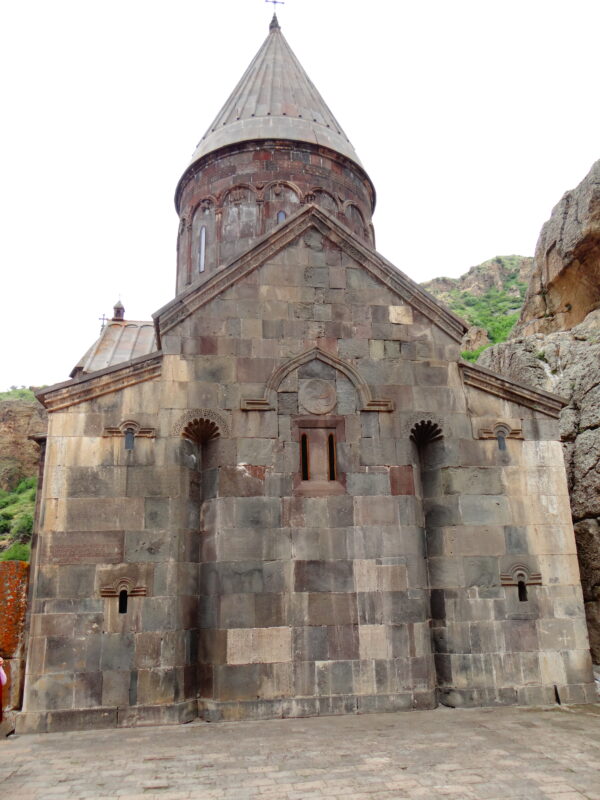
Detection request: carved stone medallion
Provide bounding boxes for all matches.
[299,379,336,415]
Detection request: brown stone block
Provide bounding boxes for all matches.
[218,465,266,497]
[354,496,398,525]
[307,592,358,625]
[43,531,124,565]
[294,560,354,592]
[390,465,415,495]
[137,667,177,705]
[236,357,277,382]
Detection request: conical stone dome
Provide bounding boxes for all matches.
[189,14,364,170]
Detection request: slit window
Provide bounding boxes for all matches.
[277,210,286,224]
[118,589,128,614]
[328,434,336,481]
[198,225,206,272]
[124,428,135,451]
[517,580,528,602]
[496,431,506,451]
[301,434,309,480]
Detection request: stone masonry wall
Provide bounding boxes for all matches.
[20,223,595,731]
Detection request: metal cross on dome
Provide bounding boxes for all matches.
[265,0,285,7]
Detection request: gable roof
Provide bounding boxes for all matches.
[153,203,469,344]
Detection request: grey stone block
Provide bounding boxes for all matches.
[100,634,135,671]
[235,497,281,528]
[144,497,170,530]
[463,557,500,588]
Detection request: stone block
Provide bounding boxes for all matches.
[235,496,281,528]
[73,671,103,708]
[137,667,177,705]
[57,565,97,599]
[294,560,354,592]
[218,465,266,497]
[194,356,235,383]
[124,529,172,563]
[227,627,292,665]
[442,467,504,495]
[354,496,397,525]
[236,438,275,466]
[459,495,512,526]
[504,620,539,653]
[307,592,358,625]
[463,557,500,588]
[389,305,413,324]
[347,472,390,496]
[390,465,415,495]
[100,633,135,671]
[359,625,392,660]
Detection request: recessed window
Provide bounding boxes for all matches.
[496,431,506,451]
[328,433,336,481]
[277,211,286,224]
[124,428,135,451]
[301,434,309,481]
[118,589,128,614]
[517,579,528,602]
[198,226,206,272]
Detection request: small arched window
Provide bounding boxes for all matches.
[496,431,507,451]
[277,211,286,224]
[198,226,206,272]
[124,427,135,451]
[118,589,128,614]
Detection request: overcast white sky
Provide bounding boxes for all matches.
[1,0,598,390]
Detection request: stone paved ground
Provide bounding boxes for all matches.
[2,705,600,800]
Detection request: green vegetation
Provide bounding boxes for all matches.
[0,386,36,401]
[426,256,530,362]
[0,477,36,561]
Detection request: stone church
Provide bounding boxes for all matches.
[19,16,595,733]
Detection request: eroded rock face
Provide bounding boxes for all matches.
[462,325,490,352]
[515,160,600,336]
[479,309,600,660]
[0,398,46,491]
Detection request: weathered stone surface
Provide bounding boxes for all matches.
[515,161,600,337]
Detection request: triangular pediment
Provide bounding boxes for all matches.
[153,204,468,344]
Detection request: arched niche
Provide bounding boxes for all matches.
[240,346,393,412]
[263,182,301,232]
[219,185,259,264]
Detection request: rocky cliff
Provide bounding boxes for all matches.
[0,392,46,492]
[479,162,600,662]
[514,160,600,336]
[423,255,533,355]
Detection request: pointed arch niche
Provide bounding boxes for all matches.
[240,346,394,412]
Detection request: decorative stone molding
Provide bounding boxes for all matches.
[477,420,523,441]
[500,563,542,587]
[37,355,162,412]
[241,345,394,412]
[460,362,565,419]
[172,408,230,439]
[410,419,444,446]
[103,420,156,438]
[100,577,148,598]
